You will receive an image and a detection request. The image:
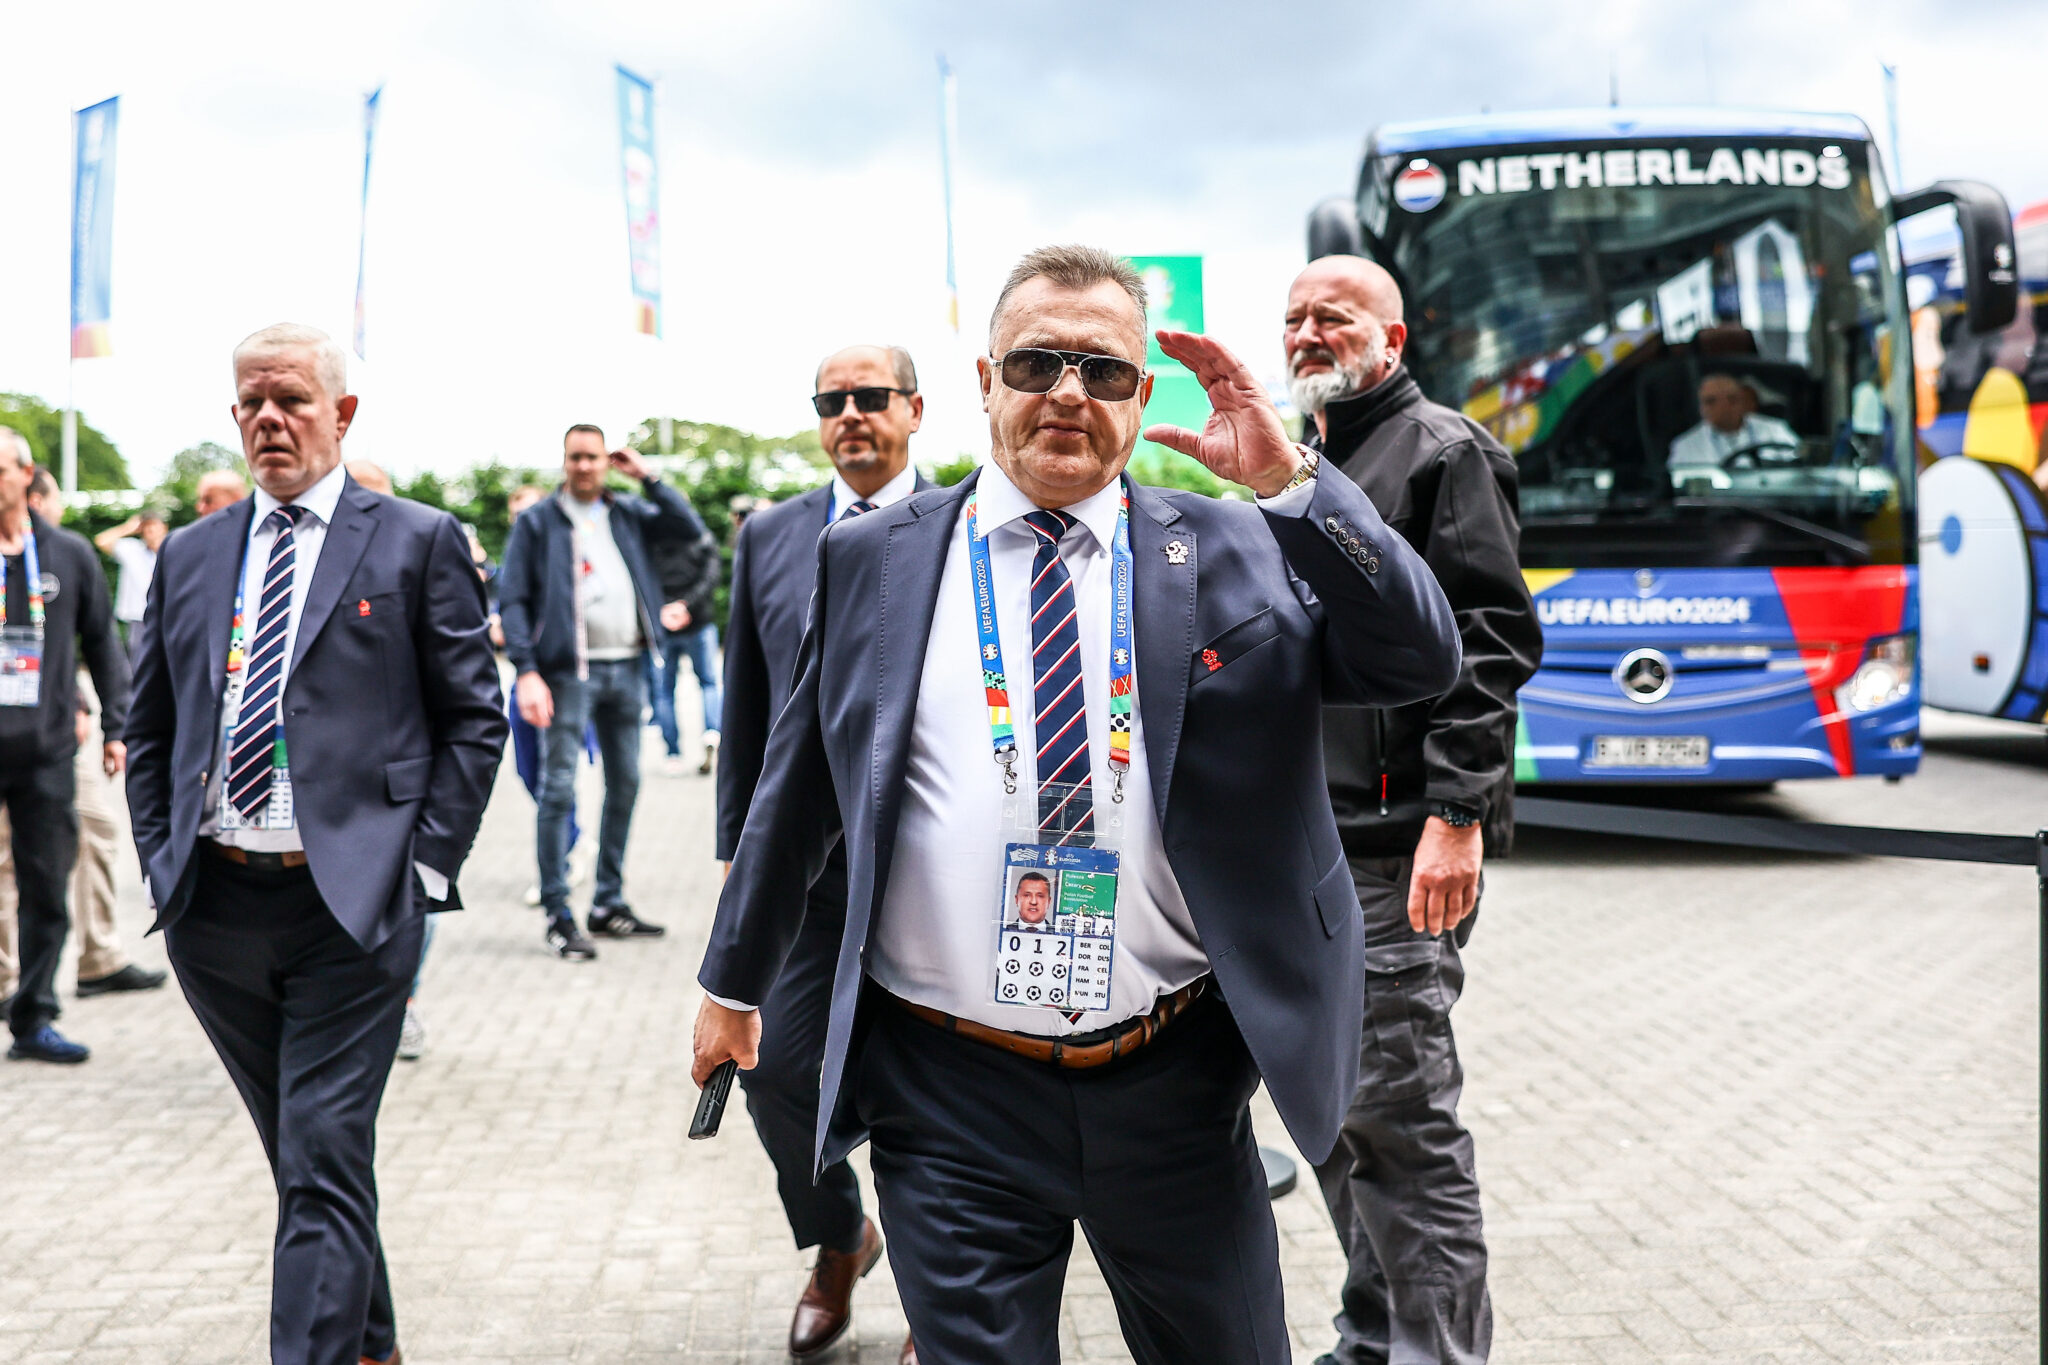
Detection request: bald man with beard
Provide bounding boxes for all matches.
[1283,255,1540,1365]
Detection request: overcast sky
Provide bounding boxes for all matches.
[2,0,2040,486]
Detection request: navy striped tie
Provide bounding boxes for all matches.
[838,498,876,521]
[1023,508,1092,844]
[227,505,307,825]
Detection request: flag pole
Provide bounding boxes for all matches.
[938,55,960,337]
[63,102,78,494]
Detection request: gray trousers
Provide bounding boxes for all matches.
[1311,854,1491,1365]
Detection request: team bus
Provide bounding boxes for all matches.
[1308,107,2017,783]
[1906,198,2048,725]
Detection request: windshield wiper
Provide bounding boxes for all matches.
[1674,498,1872,563]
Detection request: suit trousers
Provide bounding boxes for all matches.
[1311,855,1491,1365]
[165,851,421,1365]
[854,985,1289,1365]
[735,846,865,1253]
[1,752,78,1037]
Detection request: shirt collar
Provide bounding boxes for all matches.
[252,461,347,531]
[831,463,918,518]
[972,457,1124,553]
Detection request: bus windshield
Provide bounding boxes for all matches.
[1369,138,1914,568]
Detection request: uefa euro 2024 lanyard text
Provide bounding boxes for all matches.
[968,486,1134,1019]
[217,536,294,830]
[0,526,46,708]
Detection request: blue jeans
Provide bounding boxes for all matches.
[647,622,723,756]
[509,689,590,851]
[535,660,645,916]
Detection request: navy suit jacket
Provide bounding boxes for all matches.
[715,476,931,861]
[125,475,510,949]
[701,468,1460,1169]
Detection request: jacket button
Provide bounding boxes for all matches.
[199,769,208,786]
[1324,516,1341,533]
[1365,556,1380,574]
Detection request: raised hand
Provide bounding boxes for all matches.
[1141,330,1302,497]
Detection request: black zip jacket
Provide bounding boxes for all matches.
[644,506,721,626]
[1313,368,1541,855]
[0,512,129,768]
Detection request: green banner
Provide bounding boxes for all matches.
[1125,256,1220,491]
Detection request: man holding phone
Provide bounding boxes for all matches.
[498,426,708,960]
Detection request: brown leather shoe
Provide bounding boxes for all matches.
[789,1216,884,1357]
[359,1350,401,1365]
[899,1333,919,1364]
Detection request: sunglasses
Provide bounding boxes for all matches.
[812,387,914,418]
[995,348,1145,402]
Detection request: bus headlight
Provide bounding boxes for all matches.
[1835,634,1916,713]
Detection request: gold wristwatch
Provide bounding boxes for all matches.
[1277,444,1321,495]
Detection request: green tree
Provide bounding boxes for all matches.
[627,417,834,628]
[0,392,131,489]
[154,441,247,526]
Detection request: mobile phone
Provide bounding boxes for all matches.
[689,1059,739,1140]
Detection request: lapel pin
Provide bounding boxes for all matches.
[1164,540,1189,565]
[358,599,371,617]
[1202,648,1221,672]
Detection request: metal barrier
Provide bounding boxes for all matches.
[1514,796,2047,1337]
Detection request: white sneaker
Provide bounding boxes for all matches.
[397,1002,426,1061]
[663,755,689,777]
[523,881,542,907]
[699,730,721,775]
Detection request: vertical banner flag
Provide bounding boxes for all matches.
[353,86,382,361]
[938,56,960,334]
[616,65,662,338]
[70,97,119,359]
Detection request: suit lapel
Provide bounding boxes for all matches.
[1126,480,1194,821]
[291,479,379,670]
[869,475,975,891]
[202,500,258,689]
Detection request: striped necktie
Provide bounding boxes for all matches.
[838,498,877,521]
[227,504,308,825]
[1023,508,1092,844]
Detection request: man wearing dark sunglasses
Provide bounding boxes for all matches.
[715,343,930,1364]
[695,244,1460,1364]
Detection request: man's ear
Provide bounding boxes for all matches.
[907,392,926,434]
[1383,321,1409,371]
[977,355,994,413]
[336,394,360,438]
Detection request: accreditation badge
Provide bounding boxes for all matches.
[989,780,1123,1015]
[0,626,44,708]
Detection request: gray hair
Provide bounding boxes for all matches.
[232,323,349,399]
[988,245,1148,345]
[815,345,918,394]
[0,425,30,468]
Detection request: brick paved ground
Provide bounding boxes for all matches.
[0,704,2038,1362]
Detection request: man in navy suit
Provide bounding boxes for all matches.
[126,323,507,1365]
[716,343,930,1363]
[693,246,1461,1363]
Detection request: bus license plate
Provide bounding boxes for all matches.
[1588,735,1710,768]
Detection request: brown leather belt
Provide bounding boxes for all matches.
[888,977,1209,1069]
[205,840,308,870]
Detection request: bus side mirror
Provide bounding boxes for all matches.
[1307,197,1366,261]
[1893,179,2020,334]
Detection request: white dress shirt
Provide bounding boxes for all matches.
[199,464,447,899]
[829,463,917,522]
[1667,413,1799,468]
[867,460,1212,1034]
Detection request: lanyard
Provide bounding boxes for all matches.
[0,522,46,639]
[964,480,1134,802]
